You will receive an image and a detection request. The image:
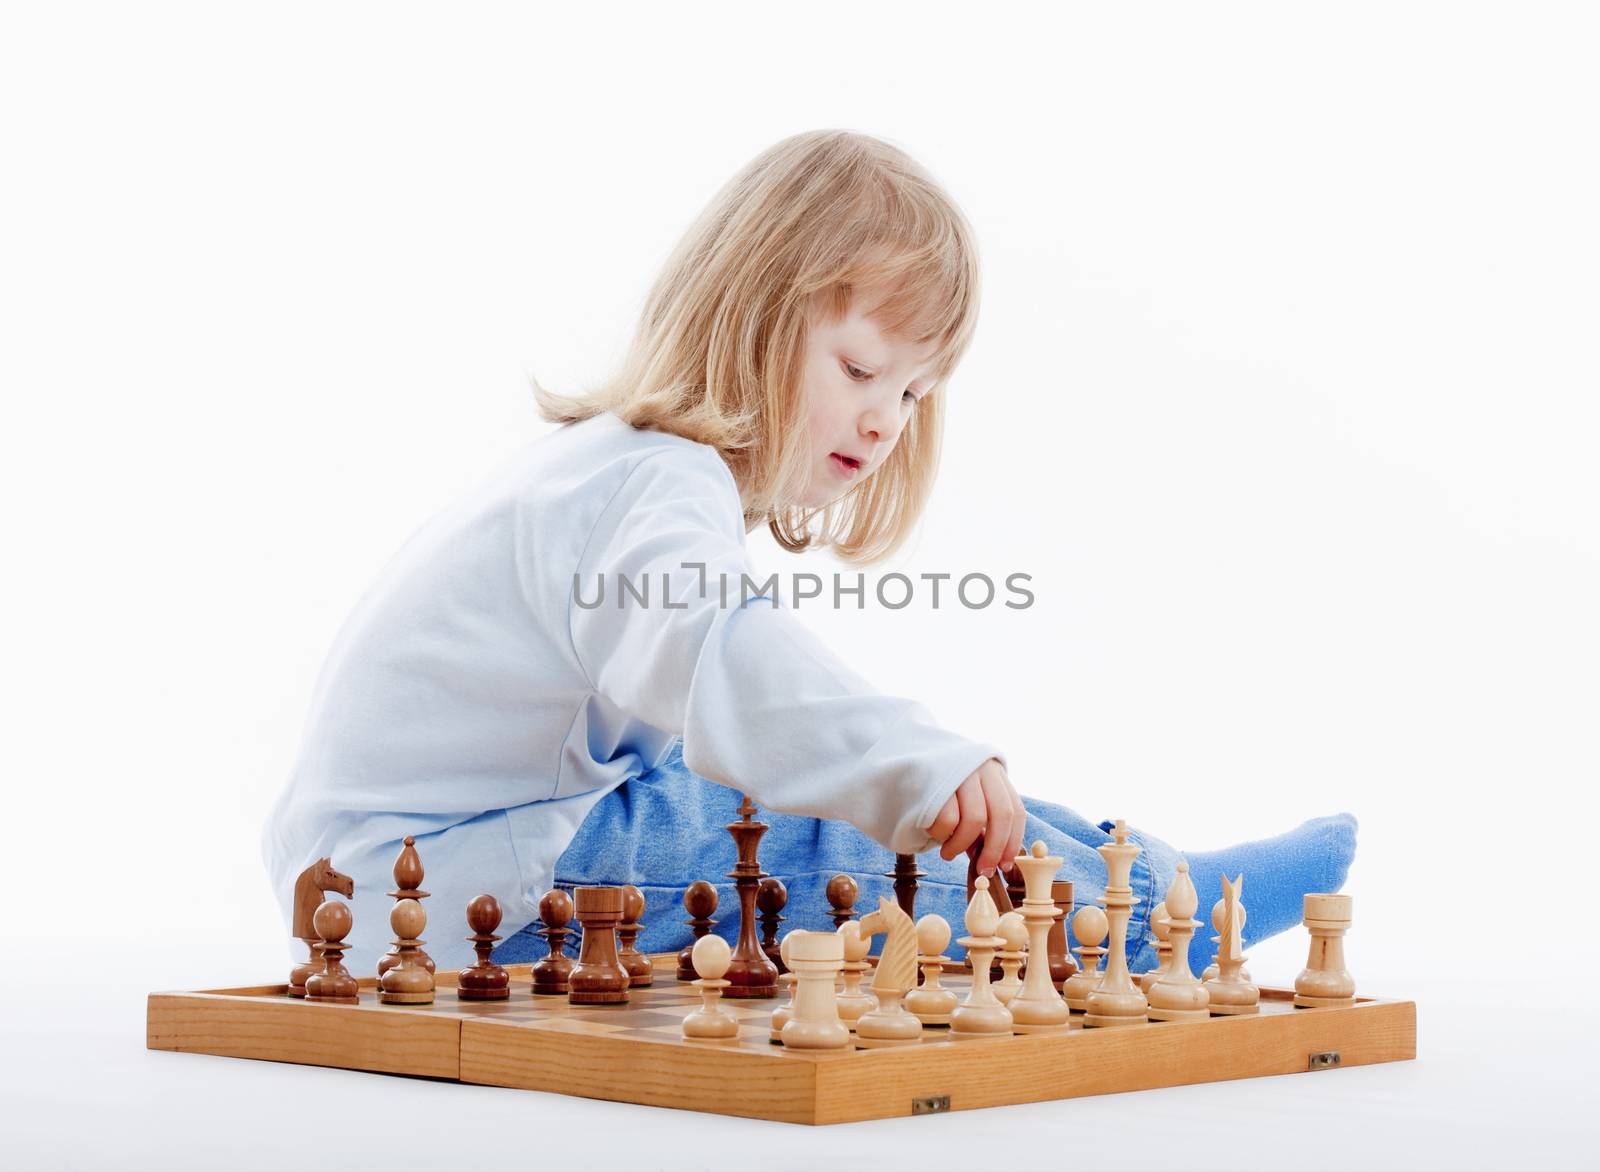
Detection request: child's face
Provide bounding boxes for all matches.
[797,289,938,508]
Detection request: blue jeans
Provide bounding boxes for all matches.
[491,738,1185,971]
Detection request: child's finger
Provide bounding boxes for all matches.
[973,774,1013,877]
[977,767,1016,873]
[940,777,986,861]
[1003,829,1024,874]
[1002,788,1026,870]
[925,793,959,843]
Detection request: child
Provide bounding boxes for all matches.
[262,129,1356,973]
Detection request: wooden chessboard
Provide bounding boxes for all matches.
[146,954,1416,1125]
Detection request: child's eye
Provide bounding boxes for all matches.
[844,361,871,381]
[903,389,919,406]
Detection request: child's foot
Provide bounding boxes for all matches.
[1178,812,1358,952]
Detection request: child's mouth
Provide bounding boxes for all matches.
[830,453,860,478]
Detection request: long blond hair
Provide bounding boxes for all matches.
[532,129,981,564]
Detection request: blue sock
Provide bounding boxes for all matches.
[1177,813,1358,958]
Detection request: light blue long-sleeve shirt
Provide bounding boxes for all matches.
[261,411,1004,970]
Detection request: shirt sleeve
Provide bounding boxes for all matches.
[567,447,1005,855]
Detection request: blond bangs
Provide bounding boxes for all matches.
[532,128,980,566]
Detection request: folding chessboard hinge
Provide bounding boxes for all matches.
[911,1094,951,1116]
[1308,1051,1342,1071]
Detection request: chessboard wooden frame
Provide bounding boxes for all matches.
[147,954,1416,1125]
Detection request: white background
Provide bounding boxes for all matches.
[3,2,1596,1169]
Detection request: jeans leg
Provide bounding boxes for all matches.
[493,740,1181,967]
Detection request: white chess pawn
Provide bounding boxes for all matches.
[950,875,1013,1038]
[835,920,876,1029]
[1062,904,1108,1013]
[905,914,958,1027]
[993,911,1027,1005]
[1140,901,1172,994]
[770,930,804,1043]
[681,935,739,1041]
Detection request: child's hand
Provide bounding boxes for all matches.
[924,757,1025,879]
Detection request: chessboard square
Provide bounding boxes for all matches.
[713,1002,776,1021]
[524,1017,630,1034]
[625,1009,703,1029]
[634,1023,701,1039]
[661,1000,769,1020]
[494,1006,575,1026]
[633,1022,769,1043]
[479,1011,545,1026]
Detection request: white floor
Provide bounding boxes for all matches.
[3,947,1590,1172]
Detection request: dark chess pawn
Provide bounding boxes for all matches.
[676,881,719,981]
[380,898,436,1005]
[826,873,858,929]
[617,884,652,987]
[288,942,322,1000]
[532,888,577,995]
[758,877,788,973]
[305,899,360,1004]
[458,894,510,1001]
